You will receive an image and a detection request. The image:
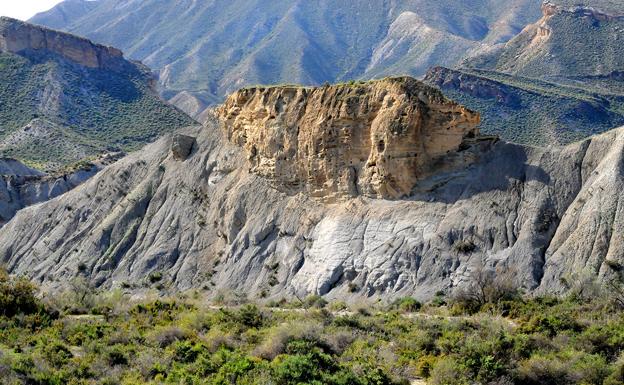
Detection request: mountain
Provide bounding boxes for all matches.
[423,66,624,145]
[30,0,543,106]
[464,1,624,79]
[0,78,621,301]
[0,17,194,170]
[420,1,624,145]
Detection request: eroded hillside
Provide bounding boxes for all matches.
[0,78,621,301]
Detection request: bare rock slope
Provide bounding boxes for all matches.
[0,78,622,301]
[0,154,123,226]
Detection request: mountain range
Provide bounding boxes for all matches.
[30,0,624,146]
[30,0,544,110]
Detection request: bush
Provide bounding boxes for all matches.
[302,295,328,309]
[520,313,583,337]
[236,304,264,328]
[394,297,422,313]
[0,268,45,318]
[107,346,129,366]
[517,351,610,385]
[453,240,476,254]
[429,357,470,385]
[451,264,520,314]
[148,271,163,283]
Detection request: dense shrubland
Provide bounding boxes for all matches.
[0,52,193,169]
[1,267,624,385]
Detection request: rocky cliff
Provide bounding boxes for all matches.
[0,17,125,71]
[0,78,621,302]
[218,78,480,200]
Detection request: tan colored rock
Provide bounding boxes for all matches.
[217,77,480,200]
[0,17,123,71]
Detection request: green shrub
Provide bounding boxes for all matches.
[429,357,470,385]
[302,295,328,309]
[517,351,610,385]
[0,268,44,318]
[520,313,584,337]
[148,271,163,283]
[394,297,422,313]
[107,346,129,366]
[43,342,73,368]
[236,304,264,328]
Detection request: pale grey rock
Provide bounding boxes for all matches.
[0,154,121,225]
[0,119,621,301]
[0,159,43,176]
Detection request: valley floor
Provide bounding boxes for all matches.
[1,270,624,385]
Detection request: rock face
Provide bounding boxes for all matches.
[0,81,622,302]
[0,17,124,71]
[218,78,480,200]
[171,134,196,160]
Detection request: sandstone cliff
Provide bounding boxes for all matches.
[0,79,621,302]
[0,17,125,71]
[218,78,480,200]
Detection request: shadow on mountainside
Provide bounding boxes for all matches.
[409,141,551,204]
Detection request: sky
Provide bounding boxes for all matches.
[0,0,64,21]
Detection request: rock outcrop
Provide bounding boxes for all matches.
[0,154,122,226]
[0,80,622,302]
[0,17,125,71]
[218,78,480,200]
[171,134,196,160]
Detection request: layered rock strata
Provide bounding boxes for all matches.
[217,78,480,200]
[0,17,125,71]
[0,80,621,302]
